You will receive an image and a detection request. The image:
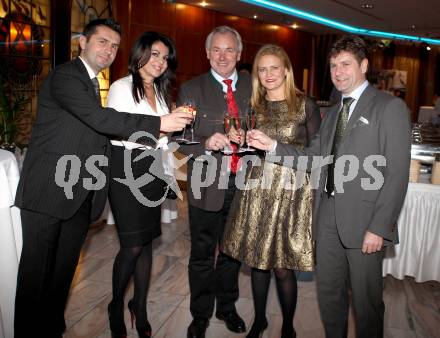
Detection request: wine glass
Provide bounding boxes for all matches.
[186,99,198,143]
[222,114,236,154]
[175,99,199,144]
[241,106,257,152]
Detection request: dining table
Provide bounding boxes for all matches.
[0,149,22,338]
[383,178,440,282]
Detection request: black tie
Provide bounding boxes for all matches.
[91,77,101,100]
[326,97,355,196]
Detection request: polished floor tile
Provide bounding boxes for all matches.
[64,196,440,338]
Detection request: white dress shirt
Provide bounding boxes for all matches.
[210,68,238,93]
[78,56,97,79]
[341,80,369,120]
[107,75,169,150]
[107,75,173,175]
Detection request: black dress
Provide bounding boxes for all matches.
[109,145,166,248]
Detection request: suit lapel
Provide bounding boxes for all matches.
[206,73,228,114]
[74,57,101,104]
[323,105,340,155]
[345,84,376,132]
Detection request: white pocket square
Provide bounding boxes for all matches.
[359,116,369,125]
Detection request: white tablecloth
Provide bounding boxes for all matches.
[0,150,22,338]
[383,182,440,282]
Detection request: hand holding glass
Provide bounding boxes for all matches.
[176,99,199,144]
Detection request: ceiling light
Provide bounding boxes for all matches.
[200,1,208,7]
[292,23,298,29]
[427,46,431,51]
[360,4,374,9]
[253,14,258,19]
[409,24,416,30]
[240,0,440,45]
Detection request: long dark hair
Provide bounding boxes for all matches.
[128,31,177,111]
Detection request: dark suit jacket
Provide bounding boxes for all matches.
[275,84,411,248]
[177,71,252,212]
[15,57,160,221]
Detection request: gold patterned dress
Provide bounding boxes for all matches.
[221,97,321,271]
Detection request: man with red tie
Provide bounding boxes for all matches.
[177,26,251,338]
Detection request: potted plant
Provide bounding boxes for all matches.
[0,76,29,152]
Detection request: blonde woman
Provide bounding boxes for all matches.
[222,44,321,338]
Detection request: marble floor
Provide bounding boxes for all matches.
[64,196,440,338]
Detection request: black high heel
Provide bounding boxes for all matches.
[281,326,297,338]
[246,319,268,338]
[128,299,152,338]
[107,302,127,338]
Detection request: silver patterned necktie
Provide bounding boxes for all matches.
[91,77,101,100]
[326,96,355,196]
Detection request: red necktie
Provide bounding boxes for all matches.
[223,79,240,173]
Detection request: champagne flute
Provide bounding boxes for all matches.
[185,99,198,143]
[241,106,257,151]
[222,114,234,154]
[175,98,199,144]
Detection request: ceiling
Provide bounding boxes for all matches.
[176,0,440,40]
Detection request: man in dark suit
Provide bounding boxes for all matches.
[14,18,191,337]
[177,26,251,338]
[248,35,411,338]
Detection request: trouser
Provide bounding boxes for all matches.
[188,175,241,318]
[316,195,385,338]
[14,195,92,337]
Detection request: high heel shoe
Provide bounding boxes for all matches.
[281,325,296,338]
[107,301,127,338]
[128,299,152,338]
[246,319,268,338]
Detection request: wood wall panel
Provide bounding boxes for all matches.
[112,0,313,92]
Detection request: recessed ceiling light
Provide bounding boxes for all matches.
[427,46,431,51]
[360,3,374,9]
[409,24,416,30]
[200,1,208,7]
[292,23,298,29]
[253,14,258,19]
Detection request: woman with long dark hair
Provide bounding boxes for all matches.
[106,31,181,338]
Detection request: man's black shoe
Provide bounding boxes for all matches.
[187,317,209,338]
[215,310,246,333]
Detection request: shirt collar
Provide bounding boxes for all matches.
[210,68,238,92]
[342,80,368,103]
[341,80,369,119]
[79,56,98,79]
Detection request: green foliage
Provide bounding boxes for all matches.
[0,77,29,144]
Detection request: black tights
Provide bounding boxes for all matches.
[110,243,153,328]
[250,268,297,336]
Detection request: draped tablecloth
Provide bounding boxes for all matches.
[383,181,440,282]
[0,149,22,338]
